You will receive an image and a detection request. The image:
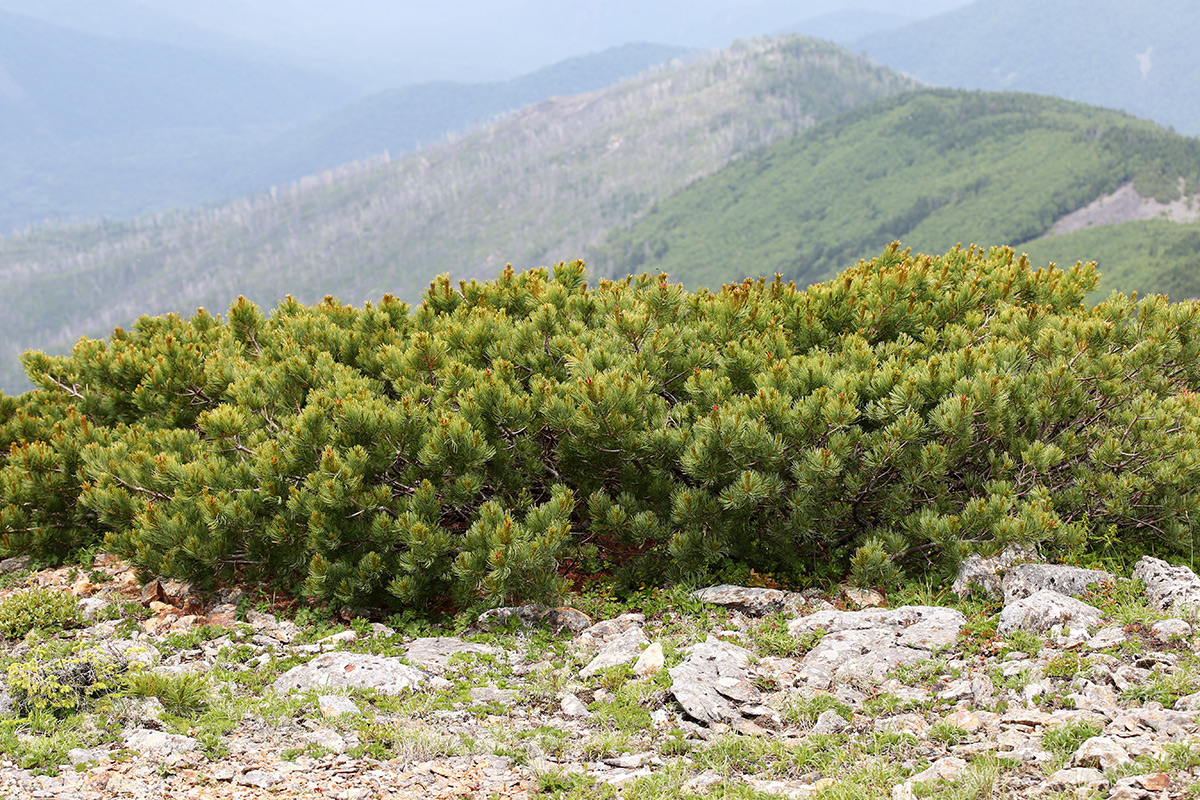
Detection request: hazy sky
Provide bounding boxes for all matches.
[1,0,975,89]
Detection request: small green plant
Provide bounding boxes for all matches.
[0,588,83,639]
[928,722,970,746]
[122,670,211,717]
[1043,651,1083,679]
[785,692,853,727]
[6,647,126,715]
[746,612,802,657]
[1042,719,1102,761]
[999,630,1043,658]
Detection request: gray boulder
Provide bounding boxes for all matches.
[273,651,434,695]
[1134,556,1200,615]
[668,635,762,725]
[951,547,1035,599]
[1001,563,1112,605]
[691,584,806,616]
[474,604,593,634]
[997,589,1103,635]
[405,637,503,674]
[788,606,965,690]
[580,626,650,678]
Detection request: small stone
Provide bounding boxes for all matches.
[561,693,590,718]
[811,709,850,734]
[209,765,236,781]
[67,747,110,765]
[951,547,1034,599]
[944,709,982,732]
[692,585,807,615]
[1001,563,1113,605]
[682,770,723,794]
[140,579,166,604]
[634,641,665,676]
[842,586,884,608]
[304,729,348,753]
[997,589,1103,635]
[580,627,650,678]
[317,694,360,717]
[938,679,973,701]
[893,757,968,799]
[1150,618,1191,639]
[206,603,239,627]
[405,636,502,674]
[1087,625,1127,649]
[123,728,198,756]
[470,687,516,705]
[1134,556,1200,614]
[77,597,109,620]
[1134,773,1172,791]
[1041,767,1108,793]
[318,629,358,645]
[0,554,31,573]
[239,769,280,788]
[1071,736,1131,770]
[1175,691,1200,711]
[273,651,432,695]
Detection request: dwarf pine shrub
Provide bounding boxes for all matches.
[0,588,83,639]
[1,245,1198,612]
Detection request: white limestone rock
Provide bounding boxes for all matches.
[997,589,1103,635]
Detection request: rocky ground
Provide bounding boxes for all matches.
[0,551,1198,800]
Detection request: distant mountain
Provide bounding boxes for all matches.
[0,36,916,393]
[595,90,1200,297]
[0,10,346,143]
[0,9,354,231]
[853,0,1200,135]
[226,43,695,190]
[0,20,685,233]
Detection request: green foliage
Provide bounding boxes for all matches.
[121,670,211,718]
[3,248,1200,614]
[0,588,83,639]
[1042,720,1103,760]
[6,647,126,716]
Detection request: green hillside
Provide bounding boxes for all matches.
[0,36,915,393]
[596,90,1200,294]
[1022,220,1200,303]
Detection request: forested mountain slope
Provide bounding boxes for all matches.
[596,90,1200,296]
[225,43,694,190]
[0,36,915,393]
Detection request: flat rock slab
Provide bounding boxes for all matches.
[692,584,806,616]
[474,604,593,634]
[405,637,503,674]
[273,651,434,695]
[1134,556,1200,615]
[580,626,649,678]
[668,635,762,725]
[787,606,965,690]
[577,614,646,650]
[998,589,1103,635]
[123,728,199,756]
[1002,563,1113,605]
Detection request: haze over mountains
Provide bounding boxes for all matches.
[3,0,1200,394]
